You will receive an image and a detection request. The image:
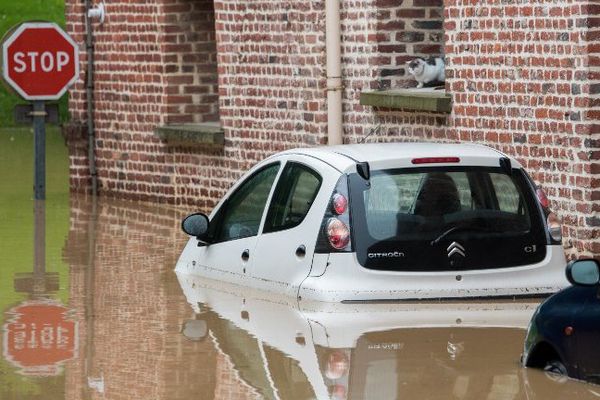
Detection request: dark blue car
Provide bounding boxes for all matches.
[523,259,600,383]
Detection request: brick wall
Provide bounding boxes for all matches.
[214,1,328,155]
[163,0,220,124]
[340,0,450,143]
[66,0,221,207]
[444,0,595,257]
[65,0,326,209]
[586,2,600,255]
[65,0,599,257]
[358,0,445,90]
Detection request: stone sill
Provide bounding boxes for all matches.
[360,88,452,113]
[155,122,224,148]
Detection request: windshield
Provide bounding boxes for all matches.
[349,167,547,271]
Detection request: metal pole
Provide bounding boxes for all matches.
[33,101,46,200]
[325,0,343,145]
[85,0,98,196]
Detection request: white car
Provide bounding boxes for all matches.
[176,143,567,302]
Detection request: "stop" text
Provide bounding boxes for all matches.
[13,51,70,73]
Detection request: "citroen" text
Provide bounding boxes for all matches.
[368,251,405,259]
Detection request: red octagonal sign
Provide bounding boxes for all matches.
[3,301,78,376]
[1,22,79,100]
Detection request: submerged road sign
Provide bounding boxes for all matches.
[1,22,79,100]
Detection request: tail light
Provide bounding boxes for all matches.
[325,351,349,380]
[536,186,562,243]
[327,218,350,249]
[536,188,550,209]
[547,212,562,242]
[332,193,348,215]
[315,176,353,252]
[331,384,348,400]
[318,347,351,400]
[412,157,460,164]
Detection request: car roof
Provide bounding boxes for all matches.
[280,142,521,172]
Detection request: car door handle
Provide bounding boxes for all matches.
[241,249,250,261]
[296,245,306,258]
[241,311,250,321]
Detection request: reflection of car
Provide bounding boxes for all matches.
[176,273,598,400]
[523,259,600,384]
[177,143,567,301]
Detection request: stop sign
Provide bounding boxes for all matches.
[1,22,79,100]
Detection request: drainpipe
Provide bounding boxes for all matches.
[85,0,98,196]
[325,0,343,145]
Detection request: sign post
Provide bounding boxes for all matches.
[1,22,79,200]
[33,101,46,199]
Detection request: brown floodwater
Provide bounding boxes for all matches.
[1,194,600,400]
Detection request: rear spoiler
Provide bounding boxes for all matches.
[499,157,513,176]
[333,151,370,180]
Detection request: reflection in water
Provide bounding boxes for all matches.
[2,193,600,399]
[4,301,76,376]
[0,127,71,398]
[178,273,600,400]
[340,328,525,399]
[3,201,77,377]
[60,196,220,400]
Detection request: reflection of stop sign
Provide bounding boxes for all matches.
[3,302,78,376]
[1,22,79,100]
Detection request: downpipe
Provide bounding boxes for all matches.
[325,0,343,145]
[85,0,98,196]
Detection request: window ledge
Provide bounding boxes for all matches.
[155,122,224,147]
[360,88,451,113]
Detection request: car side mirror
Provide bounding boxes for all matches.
[566,259,600,286]
[182,213,210,244]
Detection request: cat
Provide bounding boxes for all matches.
[406,57,445,88]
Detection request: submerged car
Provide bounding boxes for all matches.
[176,143,568,301]
[523,259,600,384]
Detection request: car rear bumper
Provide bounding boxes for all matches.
[299,245,568,302]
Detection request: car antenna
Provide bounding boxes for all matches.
[359,125,381,144]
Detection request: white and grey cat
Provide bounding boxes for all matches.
[406,57,445,88]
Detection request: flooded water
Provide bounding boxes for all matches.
[2,128,600,399]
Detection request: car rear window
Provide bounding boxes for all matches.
[349,167,547,271]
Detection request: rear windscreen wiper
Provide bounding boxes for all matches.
[430,224,497,246]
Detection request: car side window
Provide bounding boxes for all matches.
[263,162,322,233]
[212,163,280,242]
